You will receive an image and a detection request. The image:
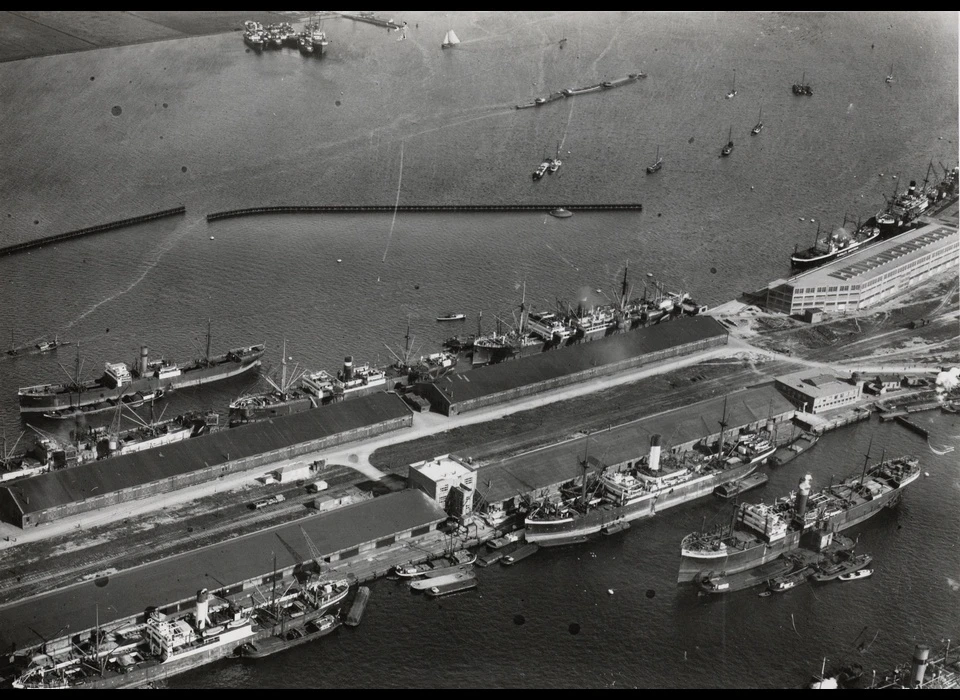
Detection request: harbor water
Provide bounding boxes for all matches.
[0,11,957,687]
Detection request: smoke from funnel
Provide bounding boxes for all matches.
[935,367,960,394]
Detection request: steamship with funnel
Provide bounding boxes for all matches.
[524,429,776,547]
[677,455,921,584]
[18,323,264,414]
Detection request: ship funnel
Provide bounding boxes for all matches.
[139,346,149,376]
[910,644,930,688]
[648,434,662,472]
[795,474,813,519]
[342,355,354,381]
[908,180,917,194]
[195,588,211,630]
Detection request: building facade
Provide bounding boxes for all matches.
[775,371,862,414]
[408,455,477,517]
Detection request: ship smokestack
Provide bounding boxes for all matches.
[648,434,662,472]
[795,474,812,519]
[342,356,353,381]
[910,644,930,688]
[195,588,211,630]
[908,180,917,194]
[139,346,149,376]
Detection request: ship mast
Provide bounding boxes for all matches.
[579,434,590,507]
[716,396,729,460]
[280,339,287,396]
[205,318,212,366]
[859,438,873,487]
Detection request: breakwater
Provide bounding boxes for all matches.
[0,207,186,258]
[206,203,643,222]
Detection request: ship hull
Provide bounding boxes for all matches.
[526,461,759,547]
[19,352,263,413]
[677,473,916,583]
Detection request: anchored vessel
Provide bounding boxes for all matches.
[677,456,921,583]
[524,428,776,547]
[18,324,264,414]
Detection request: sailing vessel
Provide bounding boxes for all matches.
[725,70,738,99]
[792,71,813,96]
[885,64,894,83]
[646,146,663,174]
[441,29,460,49]
[751,106,763,135]
[721,126,734,156]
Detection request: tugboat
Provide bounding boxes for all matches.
[646,146,663,174]
[721,126,734,157]
[885,64,894,83]
[532,161,549,180]
[838,568,873,581]
[751,106,763,135]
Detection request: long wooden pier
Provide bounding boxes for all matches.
[206,203,643,222]
[0,206,186,258]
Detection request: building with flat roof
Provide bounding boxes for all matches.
[774,370,862,414]
[760,223,958,315]
[408,454,477,517]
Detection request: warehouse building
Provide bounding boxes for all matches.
[0,393,412,527]
[774,370,862,414]
[0,489,447,652]
[417,316,729,416]
[760,223,958,315]
[465,384,795,515]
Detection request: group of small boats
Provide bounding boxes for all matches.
[395,550,478,598]
[242,18,328,56]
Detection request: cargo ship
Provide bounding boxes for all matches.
[524,429,776,548]
[18,325,264,414]
[790,221,880,269]
[875,178,931,238]
[8,576,352,689]
[677,455,921,583]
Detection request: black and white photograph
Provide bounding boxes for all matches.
[0,11,957,689]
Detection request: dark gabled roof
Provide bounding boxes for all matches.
[2,393,410,517]
[435,316,727,406]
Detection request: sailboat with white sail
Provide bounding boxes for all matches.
[725,70,738,99]
[441,30,460,49]
[751,106,763,135]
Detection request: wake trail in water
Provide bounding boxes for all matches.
[62,225,191,332]
[382,141,405,264]
[544,243,580,272]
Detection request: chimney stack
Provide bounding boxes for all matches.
[195,588,211,630]
[648,434,662,472]
[910,645,930,688]
[795,474,812,520]
[139,346,149,376]
[342,355,354,381]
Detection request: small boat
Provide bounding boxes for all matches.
[721,126,734,157]
[838,568,873,581]
[426,577,477,598]
[885,64,894,83]
[601,80,614,88]
[548,158,561,174]
[713,472,768,500]
[751,106,763,135]
[532,161,549,180]
[549,208,573,218]
[502,543,539,566]
[646,146,663,174]
[725,70,737,99]
[441,29,460,49]
[792,71,813,96]
[410,570,475,591]
[768,567,811,592]
[35,336,67,353]
[436,313,466,322]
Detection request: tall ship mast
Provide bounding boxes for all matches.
[18,323,264,415]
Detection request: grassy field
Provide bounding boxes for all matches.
[0,11,287,63]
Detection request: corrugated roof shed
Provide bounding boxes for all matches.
[0,489,446,651]
[435,316,727,405]
[2,393,410,517]
[475,384,794,505]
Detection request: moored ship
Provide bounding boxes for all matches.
[790,220,880,269]
[18,324,264,414]
[677,455,921,584]
[524,429,776,548]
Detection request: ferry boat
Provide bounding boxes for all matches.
[677,456,921,584]
[524,429,776,548]
[18,324,264,414]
